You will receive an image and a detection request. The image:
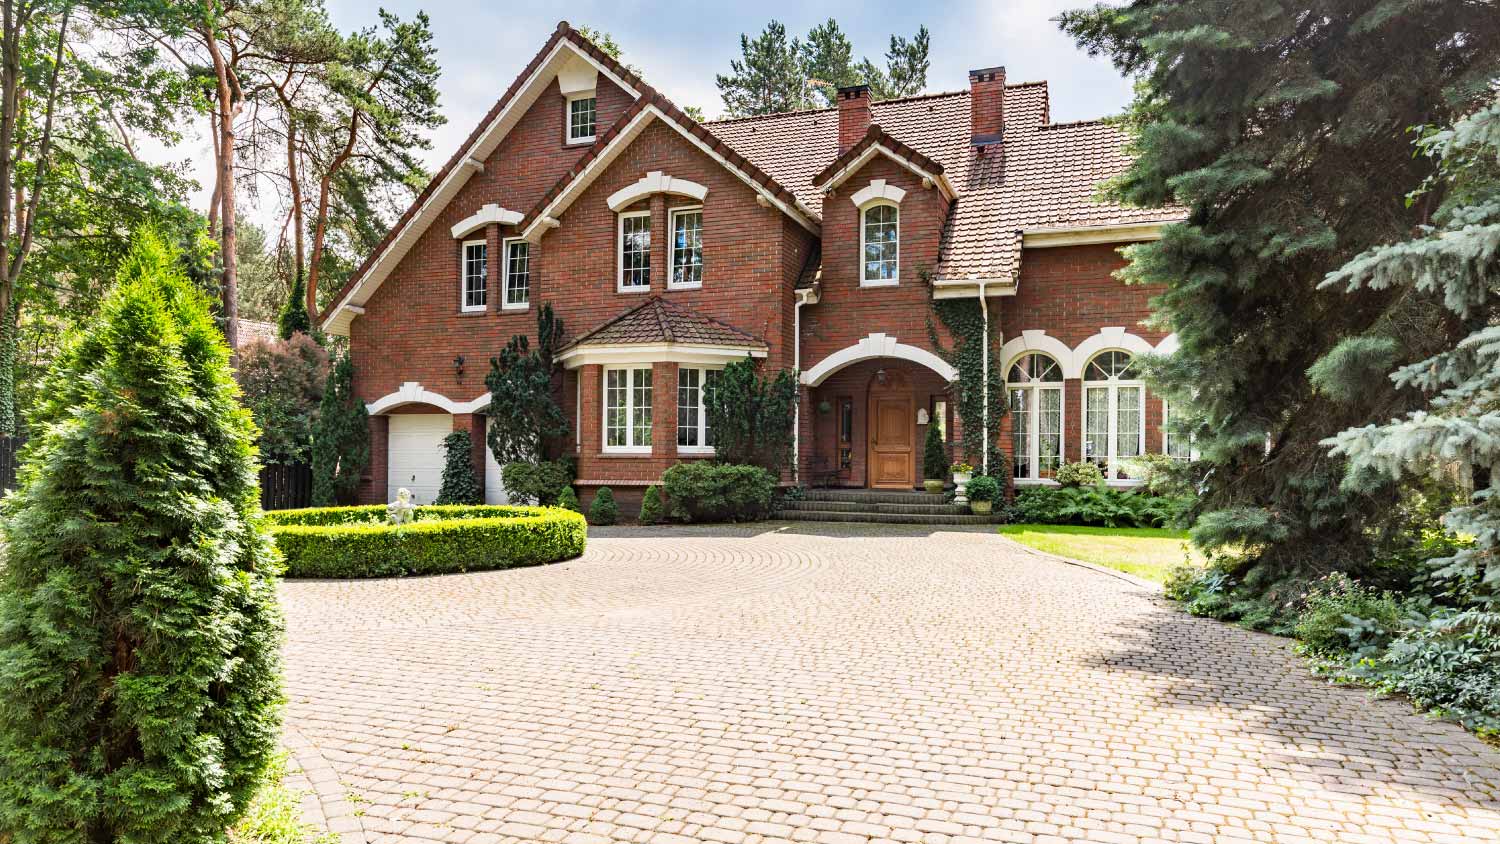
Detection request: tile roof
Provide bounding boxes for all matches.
[705,83,1184,283]
[810,123,946,189]
[565,297,767,349]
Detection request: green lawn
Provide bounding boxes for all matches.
[997,524,1204,583]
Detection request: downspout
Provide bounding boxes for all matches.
[792,288,809,484]
[978,280,989,475]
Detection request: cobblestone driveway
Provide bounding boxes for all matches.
[281,524,1500,844]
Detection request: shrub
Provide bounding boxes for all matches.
[557,486,581,512]
[485,305,568,464]
[704,357,798,472]
[268,506,586,578]
[1013,485,1189,529]
[0,232,283,840]
[311,351,369,505]
[661,462,777,522]
[502,459,574,505]
[1055,460,1104,488]
[436,430,484,505]
[234,331,329,465]
[640,484,663,525]
[922,423,948,481]
[965,474,1000,502]
[1375,608,1500,735]
[589,487,619,525]
[1293,573,1405,659]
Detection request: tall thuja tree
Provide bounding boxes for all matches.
[486,304,567,464]
[311,348,369,505]
[0,231,282,842]
[1060,0,1500,608]
[1320,97,1500,597]
[704,357,798,472]
[276,266,311,338]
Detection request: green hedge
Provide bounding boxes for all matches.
[267,505,586,578]
[1012,485,1189,529]
[661,462,776,522]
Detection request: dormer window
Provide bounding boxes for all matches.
[860,202,899,286]
[567,94,596,144]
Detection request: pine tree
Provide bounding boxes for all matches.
[277,267,311,339]
[716,21,810,117]
[1319,96,1500,596]
[1060,0,1500,610]
[0,231,283,842]
[435,429,483,505]
[311,350,370,505]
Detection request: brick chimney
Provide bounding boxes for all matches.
[969,66,1006,146]
[837,84,871,152]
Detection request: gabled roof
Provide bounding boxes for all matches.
[563,297,767,349]
[809,123,954,199]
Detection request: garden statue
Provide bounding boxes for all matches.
[388,487,417,525]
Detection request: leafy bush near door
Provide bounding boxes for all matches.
[703,358,798,472]
[922,423,948,481]
[1055,461,1104,488]
[1012,485,1189,529]
[502,459,574,505]
[965,475,999,502]
[661,462,776,522]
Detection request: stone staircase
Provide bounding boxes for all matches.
[774,488,1002,525]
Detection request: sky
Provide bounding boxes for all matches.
[154,0,1136,228]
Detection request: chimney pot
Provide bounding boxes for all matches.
[837,84,871,153]
[969,66,1006,146]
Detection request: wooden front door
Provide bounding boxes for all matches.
[868,391,914,489]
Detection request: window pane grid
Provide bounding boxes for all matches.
[1082,351,1145,480]
[620,214,651,288]
[569,96,596,140]
[606,368,653,450]
[504,241,529,306]
[671,210,703,286]
[632,369,652,447]
[677,368,700,447]
[862,204,898,282]
[1012,385,1063,480]
[606,370,628,448]
[462,242,486,309]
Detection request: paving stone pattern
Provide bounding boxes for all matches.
[280,523,1500,844]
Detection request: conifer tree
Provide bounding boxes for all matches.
[0,231,283,842]
[1060,0,1500,608]
[277,268,311,340]
[311,350,370,505]
[435,429,483,505]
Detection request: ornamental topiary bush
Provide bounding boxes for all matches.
[965,474,1000,502]
[266,506,586,578]
[661,462,777,522]
[640,484,663,525]
[436,430,483,505]
[311,350,370,506]
[589,487,619,525]
[0,231,284,842]
[557,486,581,512]
[922,422,948,482]
[1055,460,1104,488]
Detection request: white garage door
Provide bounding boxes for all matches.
[387,414,450,505]
[484,417,509,505]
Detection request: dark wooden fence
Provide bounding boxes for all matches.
[0,435,24,492]
[259,463,313,511]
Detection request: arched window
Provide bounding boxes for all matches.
[1008,353,1063,481]
[860,202,899,285]
[1083,350,1144,480]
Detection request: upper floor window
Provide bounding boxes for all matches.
[461,239,487,312]
[604,366,652,452]
[861,202,899,286]
[1083,350,1144,480]
[670,208,703,288]
[677,367,721,451]
[618,211,651,292]
[567,95,596,143]
[1009,353,1063,482]
[503,239,529,309]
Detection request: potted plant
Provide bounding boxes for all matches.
[965,474,999,515]
[922,424,948,494]
[950,461,974,503]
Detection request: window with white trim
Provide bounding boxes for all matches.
[566,94,596,143]
[461,239,487,311]
[503,239,529,309]
[860,202,899,285]
[670,208,703,288]
[677,367,721,450]
[1082,351,1145,480]
[1163,399,1194,460]
[1008,353,1064,481]
[605,367,652,451]
[618,211,651,291]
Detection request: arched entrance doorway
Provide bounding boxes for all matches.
[867,369,915,489]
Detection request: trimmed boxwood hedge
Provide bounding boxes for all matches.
[265,505,586,578]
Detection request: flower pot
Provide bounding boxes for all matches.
[952,471,972,485]
[969,500,993,515]
[923,479,945,495]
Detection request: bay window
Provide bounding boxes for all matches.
[677,367,721,451]
[605,367,652,452]
[1082,351,1144,480]
[1008,353,1063,481]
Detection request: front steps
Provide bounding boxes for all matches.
[774,488,1002,525]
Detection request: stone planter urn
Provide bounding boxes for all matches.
[923,479,945,495]
[970,500,993,515]
[952,470,972,504]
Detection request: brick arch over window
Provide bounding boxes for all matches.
[999,330,1081,379]
[802,333,958,387]
[365,381,491,415]
[1072,327,1157,372]
[849,178,907,208]
[605,171,709,212]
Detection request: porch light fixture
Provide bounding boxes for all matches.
[453,354,466,383]
[875,368,888,385]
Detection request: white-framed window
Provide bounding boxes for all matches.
[502,238,530,309]
[604,367,652,452]
[618,211,651,292]
[1008,353,1064,482]
[860,201,899,286]
[669,207,703,288]
[1163,399,1195,460]
[677,367,721,452]
[461,239,487,312]
[566,94,596,143]
[1082,350,1145,480]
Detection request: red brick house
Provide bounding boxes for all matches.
[319,22,1186,507]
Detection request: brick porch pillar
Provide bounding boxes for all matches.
[579,365,602,476]
[360,415,390,504]
[652,361,678,460]
[453,413,487,498]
